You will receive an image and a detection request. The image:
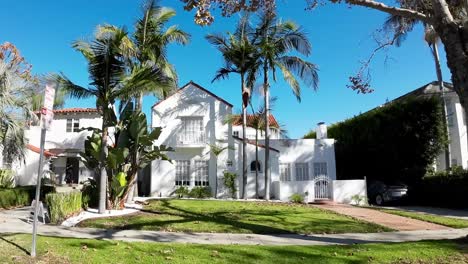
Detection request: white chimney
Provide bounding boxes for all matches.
[316,122,327,139]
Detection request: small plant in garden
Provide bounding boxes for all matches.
[0,169,15,188]
[0,187,30,209]
[290,193,304,204]
[222,172,237,198]
[46,192,82,224]
[350,195,367,206]
[174,186,189,198]
[188,187,212,198]
[81,179,98,209]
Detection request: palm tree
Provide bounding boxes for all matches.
[122,0,190,201]
[0,60,36,166]
[208,143,232,198]
[206,14,260,199]
[55,25,166,213]
[254,12,319,200]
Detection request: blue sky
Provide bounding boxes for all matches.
[1,0,450,138]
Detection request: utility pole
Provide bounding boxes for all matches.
[31,83,55,257]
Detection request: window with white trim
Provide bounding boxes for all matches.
[180,117,204,144]
[194,160,209,186]
[280,163,291,181]
[175,160,190,186]
[66,119,80,133]
[295,163,309,181]
[233,131,239,137]
[313,162,328,178]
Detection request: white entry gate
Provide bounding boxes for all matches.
[314,176,331,200]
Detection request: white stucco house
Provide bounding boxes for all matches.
[150,81,342,201]
[10,81,366,203]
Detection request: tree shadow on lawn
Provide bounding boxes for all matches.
[94,200,383,234]
[0,234,30,255]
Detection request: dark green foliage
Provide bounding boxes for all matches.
[188,187,212,199]
[305,97,447,184]
[45,192,82,224]
[174,186,189,198]
[0,169,14,188]
[290,193,304,203]
[0,187,30,209]
[81,179,98,209]
[409,167,468,208]
[223,172,237,198]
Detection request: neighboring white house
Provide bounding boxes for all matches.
[14,108,102,185]
[231,114,283,140]
[390,81,468,171]
[150,81,346,202]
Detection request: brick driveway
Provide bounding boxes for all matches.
[314,203,450,231]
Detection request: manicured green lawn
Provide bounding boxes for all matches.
[1,234,467,264]
[78,199,390,234]
[375,208,468,229]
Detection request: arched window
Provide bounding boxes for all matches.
[250,160,262,172]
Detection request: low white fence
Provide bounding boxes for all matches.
[332,179,367,205]
[273,179,367,204]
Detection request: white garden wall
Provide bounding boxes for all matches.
[332,180,367,205]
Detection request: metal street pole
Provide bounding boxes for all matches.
[30,127,46,257]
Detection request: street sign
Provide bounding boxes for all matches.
[40,84,55,130]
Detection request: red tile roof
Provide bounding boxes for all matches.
[152,81,234,108]
[26,144,56,157]
[232,136,280,152]
[232,114,280,128]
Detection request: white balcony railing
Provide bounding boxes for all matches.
[177,131,205,146]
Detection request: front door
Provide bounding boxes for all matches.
[65,158,79,184]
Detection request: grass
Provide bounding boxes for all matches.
[374,208,468,229]
[78,199,390,234]
[1,234,468,264]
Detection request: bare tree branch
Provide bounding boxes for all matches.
[344,0,431,23]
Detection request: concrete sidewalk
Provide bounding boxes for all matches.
[382,206,468,220]
[1,214,467,246]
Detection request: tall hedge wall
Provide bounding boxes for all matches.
[304,96,447,184]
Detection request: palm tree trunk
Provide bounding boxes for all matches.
[214,157,218,199]
[241,74,248,199]
[263,63,270,201]
[431,42,451,171]
[255,127,259,199]
[126,94,143,203]
[98,123,109,214]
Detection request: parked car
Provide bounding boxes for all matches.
[367,181,408,205]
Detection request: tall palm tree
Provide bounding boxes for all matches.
[55,25,168,213]
[254,12,319,200]
[206,14,260,199]
[121,0,190,201]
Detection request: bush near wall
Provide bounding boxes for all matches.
[45,192,82,224]
[408,168,468,208]
[304,96,447,185]
[0,187,31,209]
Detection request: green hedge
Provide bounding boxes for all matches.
[45,192,82,224]
[409,169,468,208]
[0,187,31,209]
[304,96,447,184]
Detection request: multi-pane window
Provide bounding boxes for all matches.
[280,163,291,181]
[233,131,239,137]
[295,163,309,181]
[313,162,328,178]
[66,119,80,133]
[175,160,190,186]
[180,117,204,143]
[194,160,209,186]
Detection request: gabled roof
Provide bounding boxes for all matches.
[232,136,280,152]
[232,114,280,129]
[152,81,233,109]
[391,81,454,103]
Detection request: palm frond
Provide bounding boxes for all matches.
[49,73,95,99]
[280,56,319,91]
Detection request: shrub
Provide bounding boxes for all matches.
[350,194,367,206]
[174,186,189,198]
[45,192,82,224]
[223,171,237,198]
[290,193,304,204]
[0,169,15,188]
[81,179,98,210]
[0,187,30,209]
[188,186,212,199]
